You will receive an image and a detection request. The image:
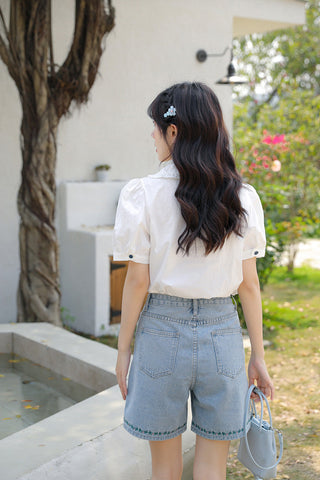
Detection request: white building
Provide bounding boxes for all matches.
[0,0,305,328]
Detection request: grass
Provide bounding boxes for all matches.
[227,265,320,479]
[261,266,320,331]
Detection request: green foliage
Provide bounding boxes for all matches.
[237,265,320,332]
[60,306,75,325]
[232,1,320,275]
[233,0,320,95]
[262,265,320,331]
[234,90,320,271]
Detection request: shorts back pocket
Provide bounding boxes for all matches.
[138,327,179,379]
[211,327,245,379]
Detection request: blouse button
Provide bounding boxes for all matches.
[254,250,259,256]
[129,254,133,259]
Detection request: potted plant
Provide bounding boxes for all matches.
[95,164,111,182]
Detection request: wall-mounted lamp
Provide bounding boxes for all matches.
[196,47,247,85]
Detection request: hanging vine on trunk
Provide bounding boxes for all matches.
[0,0,115,325]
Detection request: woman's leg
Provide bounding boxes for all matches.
[193,435,230,480]
[149,435,183,480]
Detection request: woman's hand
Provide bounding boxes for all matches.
[116,349,131,400]
[248,354,274,401]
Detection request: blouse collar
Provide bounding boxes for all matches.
[149,159,179,179]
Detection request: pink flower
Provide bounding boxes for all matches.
[271,160,281,172]
[272,134,285,144]
[262,162,269,169]
[262,135,272,145]
[262,133,286,145]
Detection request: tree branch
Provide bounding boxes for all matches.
[32,1,50,118]
[51,0,115,118]
[8,0,30,93]
[0,7,19,83]
[0,33,10,68]
[0,7,10,42]
[48,0,55,75]
[251,79,283,124]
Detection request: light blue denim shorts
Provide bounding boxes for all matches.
[124,293,248,441]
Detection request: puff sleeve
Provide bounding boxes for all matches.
[241,185,266,260]
[113,178,150,264]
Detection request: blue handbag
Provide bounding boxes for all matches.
[237,385,283,479]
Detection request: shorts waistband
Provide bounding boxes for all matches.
[143,294,237,322]
[148,293,233,306]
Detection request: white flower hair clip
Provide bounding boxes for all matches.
[163,105,176,118]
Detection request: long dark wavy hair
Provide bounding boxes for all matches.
[147,82,247,255]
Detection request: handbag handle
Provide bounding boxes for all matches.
[243,385,283,471]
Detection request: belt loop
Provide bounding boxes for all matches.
[192,298,198,316]
[143,293,151,312]
[231,295,237,310]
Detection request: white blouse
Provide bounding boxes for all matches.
[113,160,266,298]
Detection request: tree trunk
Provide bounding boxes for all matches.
[17,103,61,324]
[287,242,298,273]
[0,0,115,325]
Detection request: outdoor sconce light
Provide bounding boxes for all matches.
[196,47,247,85]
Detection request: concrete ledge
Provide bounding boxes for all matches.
[0,322,118,390]
[15,412,196,480]
[0,323,196,480]
[0,331,12,353]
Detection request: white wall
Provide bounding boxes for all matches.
[55,0,234,182]
[233,0,305,36]
[0,72,21,323]
[0,0,305,324]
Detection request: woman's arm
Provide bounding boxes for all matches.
[115,261,150,400]
[238,257,274,400]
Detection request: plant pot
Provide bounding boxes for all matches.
[96,170,110,182]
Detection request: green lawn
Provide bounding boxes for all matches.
[227,266,320,479]
[262,266,320,331]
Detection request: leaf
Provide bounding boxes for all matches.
[8,359,20,363]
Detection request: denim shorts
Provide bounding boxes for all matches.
[123,293,249,441]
